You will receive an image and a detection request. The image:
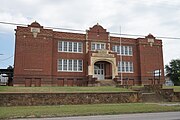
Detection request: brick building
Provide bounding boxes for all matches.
[13,22,164,86]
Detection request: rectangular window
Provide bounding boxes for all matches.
[91,43,95,50]
[118,61,133,73]
[58,59,83,72]
[130,62,133,72]
[73,42,77,52]
[68,59,72,71]
[78,60,83,71]
[129,46,132,55]
[63,59,67,71]
[97,44,100,50]
[91,43,106,50]
[126,62,129,72]
[58,59,63,71]
[78,42,82,52]
[112,45,133,56]
[58,41,83,53]
[112,46,115,52]
[58,41,63,52]
[69,42,72,52]
[73,60,77,71]
[101,44,105,49]
[64,42,68,52]
[125,46,128,55]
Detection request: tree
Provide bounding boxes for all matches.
[165,59,180,86]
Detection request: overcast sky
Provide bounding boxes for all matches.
[0,0,180,69]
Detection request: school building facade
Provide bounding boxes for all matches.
[13,22,164,86]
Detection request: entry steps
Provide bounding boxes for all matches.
[96,79,116,86]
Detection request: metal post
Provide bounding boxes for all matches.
[119,27,123,85]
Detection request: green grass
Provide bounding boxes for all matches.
[163,86,180,92]
[0,103,180,119]
[0,86,133,93]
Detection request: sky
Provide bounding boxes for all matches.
[0,0,180,69]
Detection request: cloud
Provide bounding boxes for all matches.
[0,0,180,67]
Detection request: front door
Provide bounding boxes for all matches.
[94,63,104,80]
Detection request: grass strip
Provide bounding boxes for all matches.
[0,103,180,119]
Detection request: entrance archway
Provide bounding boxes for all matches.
[94,61,112,80]
[88,57,118,79]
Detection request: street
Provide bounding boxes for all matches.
[15,112,180,120]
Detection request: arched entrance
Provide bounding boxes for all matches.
[94,61,112,80]
[88,49,118,80]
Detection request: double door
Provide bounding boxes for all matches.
[94,63,104,80]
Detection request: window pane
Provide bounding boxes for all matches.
[129,46,132,55]
[64,42,67,51]
[112,46,115,52]
[78,60,82,71]
[78,42,82,52]
[122,62,125,72]
[58,41,63,51]
[73,60,77,71]
[91,43,95,50]
[125,46,128,55]
[63,59,67,70]
[101,44,105,49]
[74,42,77,52]
[97,44,100,50]
[126,62,129,72]
[117,46,120,54]
[68,59,72,71]
[130,62,133,72]
[69,42,72,52]
[58,59,63,71]
[121,46,124,55]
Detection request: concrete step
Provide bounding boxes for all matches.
[96,79,116,86]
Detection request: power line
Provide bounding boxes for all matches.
[0,21,180,40]
[0,55,14,61]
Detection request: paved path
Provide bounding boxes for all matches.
[14,112,180,120]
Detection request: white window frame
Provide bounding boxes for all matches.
[118,61,134,73]
[58,41,83,53]
[58,59,83,72]
[91,42,106,51]
[112,45,133,56]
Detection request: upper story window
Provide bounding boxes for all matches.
[91,42,106,51]
[58,41,83,53]
[112,45,133,56]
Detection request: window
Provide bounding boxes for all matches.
[112,45,133,56]
[118,61,133,73]
[64,42,68,52]
[78,60,82,71]
[73,42,77,52]
[129,46,133,55]
[63,59,67,70]
[58,41,83,53]
[68,59,72,71]
[58,59,83,72]
[91,42,106,50]
[69,42,72,52]
[78,42,82,52]
[74,60,77,71]
[58,59,63,71]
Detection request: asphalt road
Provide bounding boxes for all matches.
[15,112,180,120]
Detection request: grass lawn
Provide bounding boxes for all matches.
[0,103,180,119]
[163,86,180,92]
[0,86,133,93]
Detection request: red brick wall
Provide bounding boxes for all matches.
[13,22,165,86]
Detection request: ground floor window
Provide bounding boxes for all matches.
[58,59,83,72]
[118,61,133,73]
